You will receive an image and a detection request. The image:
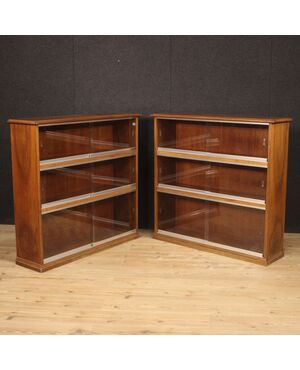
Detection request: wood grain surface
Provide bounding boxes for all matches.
[151,113,292,124]
[8,113,140,126]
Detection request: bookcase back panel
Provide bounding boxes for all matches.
[158,157,267,200]
[41,164,92,204]
[93,193,136,243]
[39,123,91,160]
[158,119,268,158]
[40,157,135,204]
[42,204,92,259]
[91,120,135,152]
[207,202,265,253]
[39,120,136,161]
[92,157,135,193]
[158,193,265,253]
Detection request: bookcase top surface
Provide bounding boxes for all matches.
[151,113,292,124]
[8,113,140,126]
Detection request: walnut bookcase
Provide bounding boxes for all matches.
[9,114,139,272]
[152,114,291,265]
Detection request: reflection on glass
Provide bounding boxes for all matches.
[158,119,268,158]
[41,164,91,203]
[39,123,91,160]
[93,193,136,243]
[39,120,136,160]
[41,157,135,204]
[91,120,135,152]
[158,157,266,200]
[42,204,92,259]
[158,193,264,253]
[92,157,135,193]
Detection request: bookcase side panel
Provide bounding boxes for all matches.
[264,123,290,262]
[135,118,139,229]
[154,118,159,232]
[10,124,43,264]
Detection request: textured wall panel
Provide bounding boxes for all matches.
[74,36,170,115]
[0,36,74,223]
[270,36,300,232]
[170,36,271,116]
[138,117,154,228]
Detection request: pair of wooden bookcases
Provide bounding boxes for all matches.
[9,113,291,272]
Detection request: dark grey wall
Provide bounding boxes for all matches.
[0,36,299,231]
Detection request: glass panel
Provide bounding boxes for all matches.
[91,119,135,153]
[158,119,268,158]
[92,157,135,193]
[39,123,90,160]
[158,193,265,253]
[41,164,91,204]
[42,204,92,259]
[40,157,135,204]
[158,157,266,200]
[93,193,136,243]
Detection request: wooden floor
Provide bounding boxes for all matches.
[0,225,300,334]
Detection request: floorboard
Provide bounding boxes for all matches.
[0,225,299,334]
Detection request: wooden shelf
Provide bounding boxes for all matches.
[40,147,136,171]
[41,184,136,214]
[156,229,263,258]
[157,147,268,168]
[157,183,266,210]
[43,229,137,264]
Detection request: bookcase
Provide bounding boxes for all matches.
[9,114,139,272]
[152,114,291,265]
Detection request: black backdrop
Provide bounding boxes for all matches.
[0,36,299,231]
